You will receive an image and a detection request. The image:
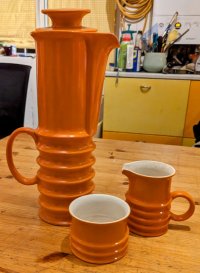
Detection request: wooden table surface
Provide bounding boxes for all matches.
[0,134,200,273]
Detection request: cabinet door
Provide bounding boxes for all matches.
[103,131,182,145]
[184,81,200,138]
[103,77,190,137]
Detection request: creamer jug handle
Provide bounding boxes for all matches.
[6,127,38,185]
[170,191,195,221]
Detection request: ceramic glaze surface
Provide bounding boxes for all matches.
[69,194,130,264]
[143,53,167,73]
[122,160,195,236]
[6,9,119,226]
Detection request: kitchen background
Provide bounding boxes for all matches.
[1,0,200,72]
[0,0,200,146]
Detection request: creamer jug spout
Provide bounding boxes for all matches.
[84,33,119,135]
[122,162,134,179]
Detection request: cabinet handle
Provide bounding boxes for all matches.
[140,85,151,93]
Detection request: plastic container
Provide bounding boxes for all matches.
[126,30,142,72]
[135,31,142,50]
[126,43,134,70]
[133,49,141,72]
[143,52,167,73]
[118,34,131,71]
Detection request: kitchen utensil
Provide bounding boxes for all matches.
[143,52,167,72]
[162,12,178,44]
[69,194,130,264]
[6,9,119,226]
[163,28,190,52]
[122,160,195,237]
[167,29,179,44]
[157,36,163,52]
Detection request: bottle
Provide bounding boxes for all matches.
[118,34,131,71]
[122,24,135,42]
[132,31,142,72]
[132,50,141,72]
[135,31,142,50]
[126,42,134,70]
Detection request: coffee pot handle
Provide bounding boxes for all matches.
[6,127,38,185]
[170,191,195,221]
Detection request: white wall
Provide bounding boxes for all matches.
[153,0,200,16]
[152,0,200,44]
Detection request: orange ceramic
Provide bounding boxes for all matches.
[122,160,195,237]
[6,9,119,226]
[69,194,130,264]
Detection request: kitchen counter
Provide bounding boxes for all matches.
[106,70,200,80]
[0,134,200,273]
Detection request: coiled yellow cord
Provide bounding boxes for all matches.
[115,0,153,33]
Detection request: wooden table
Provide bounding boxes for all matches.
[0,134,200,273]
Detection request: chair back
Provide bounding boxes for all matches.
[0,63,31,138]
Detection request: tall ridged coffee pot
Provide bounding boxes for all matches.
[6,9,119,226]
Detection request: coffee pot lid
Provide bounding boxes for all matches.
[42,9,97,32]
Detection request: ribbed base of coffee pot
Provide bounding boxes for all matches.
[36,132,96,225]
[38,183,94,226]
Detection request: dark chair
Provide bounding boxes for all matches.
[0,63,31,138]
[193,121,200,148]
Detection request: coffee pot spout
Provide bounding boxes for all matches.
[84,33,119,135]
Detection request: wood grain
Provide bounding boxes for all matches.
[0,134,200,273]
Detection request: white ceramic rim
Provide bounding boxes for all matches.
[69,193,130,224]
[122,160,175,178]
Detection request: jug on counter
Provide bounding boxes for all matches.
[122,160,195,236]
[6,9,119,226]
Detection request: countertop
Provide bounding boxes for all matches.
[106,70,200,80]
[1,56,199,81]
[0,134,200,273]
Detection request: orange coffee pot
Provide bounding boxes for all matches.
[6,9,119,226]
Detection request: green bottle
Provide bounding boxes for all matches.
[118,34,131,71]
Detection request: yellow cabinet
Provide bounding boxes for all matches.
[103,77,190,145]
[183,81,200,145]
